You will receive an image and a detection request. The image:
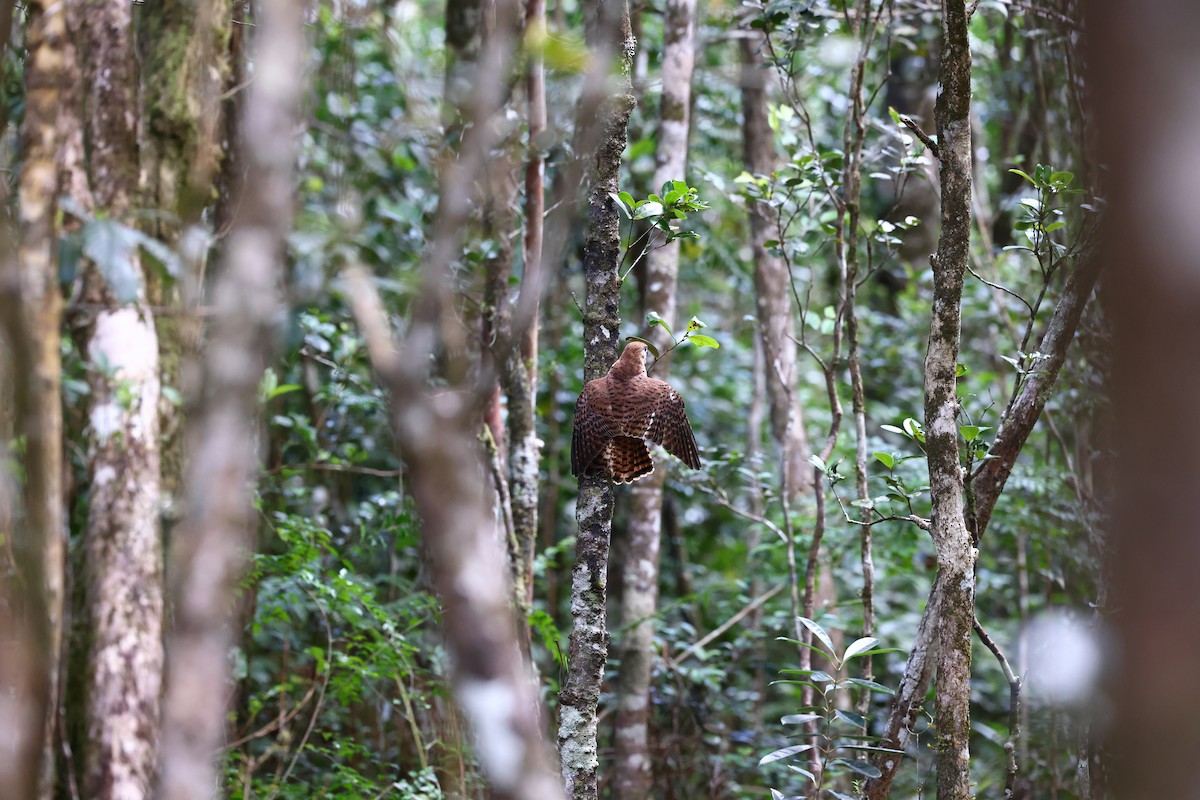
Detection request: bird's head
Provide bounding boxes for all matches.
[611,340,649,379]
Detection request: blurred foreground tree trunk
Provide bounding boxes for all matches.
[345,0,564,792]
[612,0,695,794]
[157,2,299,796]
[0,4,67,797]
[1092,1,1200,797]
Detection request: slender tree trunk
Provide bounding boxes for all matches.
[559,0,634,796]
[925,3,974,797]
[741,28,839,737]
[156,3,301,796]
[501,0,548,608]
[0,4,69,797]
[355,0,563,791]
[740,33,812,504]
[612,0,695,795]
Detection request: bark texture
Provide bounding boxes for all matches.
[612,0,695,793]
[66,2,166,794]
[926,4,975,797]
[559,0,634,796]
[504,0,547,607]
[1,4,69,797]
[1091,2,1200,797]
[138,0,232,509]
[156,2,300,796]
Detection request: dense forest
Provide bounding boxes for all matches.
[1,0,1198,799]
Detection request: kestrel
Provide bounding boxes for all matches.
[571,341,702,484]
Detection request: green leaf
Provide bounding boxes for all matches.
[646,311,674,338]
[268,384,302,400]
[83,219,143,303]
[780,713,821,725]
[830,759,882,779]
[759,744,814,765]
[632,200,664,220]
[688,334,720,349]
[841,636,880,662]
[1050,170,1074,187]
[833,709,867,729]
[960,425,981,442]
[786,765,816,784]
[844,677,897,695]
[609,192,631,218]
[624,336,660,359]
[808,454,827,472]
[873,452,895,469]
[1009,168,1035,185]
[618,190,636,208]
[796,617,836,657]
[686,315,707,332]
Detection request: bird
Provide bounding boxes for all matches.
[571,340,702,484]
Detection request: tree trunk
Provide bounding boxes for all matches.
[65,2,167,795]
[612,0,695,794]
[505,0,548,608]
[137,0,232,514]
[925,2,974,797]
[559,0,634,796]
[1091,1,1200,797]
[156,2,301,796]
[0,3,70,797]
[739,32,813,504]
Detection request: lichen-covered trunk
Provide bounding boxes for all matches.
[80,307,163,800]
[156,2,300,797]
[612,0,694,794]
[67,1,168,795]
[505,0,548,608]
[926,2,975,797]
[0,4,68,796]
[559,0,634,796]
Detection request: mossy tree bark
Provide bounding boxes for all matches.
[137,0,232,513]
[558,0,634,796]
[924,3,975,796]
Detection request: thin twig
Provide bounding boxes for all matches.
[669,584,785,669]
[974,617,1022,797]
[898,114,939,159]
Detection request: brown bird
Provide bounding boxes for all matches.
[571,341,702,484]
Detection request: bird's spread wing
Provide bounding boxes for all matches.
[646,382,701,470]
[571,383,617,477]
